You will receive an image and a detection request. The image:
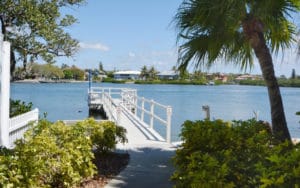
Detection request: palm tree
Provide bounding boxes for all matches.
[174,0,300,141]
[140,65,149,80]
[149,66,159,80]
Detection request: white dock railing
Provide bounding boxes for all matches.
[89,87,137,122]
[134,97,172,143]
[88,87,172,143]
[8,108,39,147]
[102,92,118,122]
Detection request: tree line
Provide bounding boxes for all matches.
[14,63,85,81]
[0,0,85,77]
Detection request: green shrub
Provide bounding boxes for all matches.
[4,120,96,187]
[0,147,20,186]
[172,119,300,187]
[255,142,300,187]
[10,99,33,117]
[102,78,126,83]
[0,118,127,187]
[239,78,300,87]
[76,119,127,153]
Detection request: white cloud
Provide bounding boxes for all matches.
[152,60,165,65]
[128,52,136,57]
[113,49,178,71]
[79,42,110,51]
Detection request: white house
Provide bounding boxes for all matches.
[235,74,261,81]
[157,71,179,80]
[113,71,141,80]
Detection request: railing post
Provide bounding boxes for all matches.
[150,100,154,129]
[121,89,124,104]
[34,108,39,125]
[0,35,11,148]
[166,106,172,144]
[134,90,137,116]
[202,105,210,120]
[141,97,145,122]
[109,94,112,120]
[117,105,121,125]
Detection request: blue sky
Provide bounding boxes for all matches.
[57,0,299,77]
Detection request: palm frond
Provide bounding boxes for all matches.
[173,0,299,73]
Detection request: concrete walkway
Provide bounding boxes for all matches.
[105,110,176,188]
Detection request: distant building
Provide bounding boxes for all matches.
[214,74,228,83]
[235,74,261,81]
[113,71,141,80]
[157,71,179,80]
[98,70,107,79]
[84,69,107,81]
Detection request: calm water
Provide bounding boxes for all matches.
[11,82,300,141]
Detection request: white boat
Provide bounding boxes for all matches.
[207,81,215,85]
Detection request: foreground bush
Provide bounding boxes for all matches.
[75,119,127,153]
[172,119,300,187]
[0,118,127,187]
[10,99,33,117]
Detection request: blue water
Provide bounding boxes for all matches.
[11,82,300,141]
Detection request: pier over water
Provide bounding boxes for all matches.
[88,87,173,144]
[88,87,176,187]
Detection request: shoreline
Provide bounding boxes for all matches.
[12,79,88,84]
[12,79,300,88]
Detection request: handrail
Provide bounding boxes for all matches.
[102,92,118,122]
[88,87,172,143]
[137,96,169,109]
[123,96,172,143]
[134,104,167,124]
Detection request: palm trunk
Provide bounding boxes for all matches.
[251,31,291,142]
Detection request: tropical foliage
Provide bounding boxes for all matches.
[14,63,85,80]
[0,0,85,74]
[140,65,149,80]
[239,78,300,87]
[31,63,64,79]
[173,0,300,141]
[62,65,85,80]
[140,65,159,80]
[148,66,159,80]
[0,118,127,187]
[10,99,33,118]
[75,119,127,153]
[172,119,300,187]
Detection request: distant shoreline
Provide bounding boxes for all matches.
[12,79,88,84]
[12,79,300,88]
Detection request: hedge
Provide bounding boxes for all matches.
[172,119,300,187]
[0,118,127,187]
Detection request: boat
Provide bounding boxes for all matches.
[206,81,215,85]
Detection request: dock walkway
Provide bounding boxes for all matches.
[88,87,176,187]
[105,108,176,188]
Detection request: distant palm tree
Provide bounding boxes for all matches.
[174,0,300,141]
[140,65,148,80]
[172,65,178,73]
[149,66,159,80]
